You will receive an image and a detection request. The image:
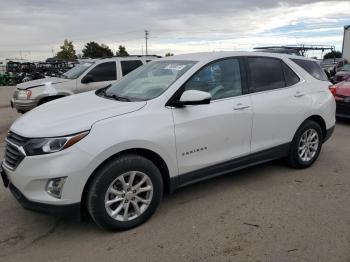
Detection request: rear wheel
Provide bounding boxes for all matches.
[287,120,323,169]
[87,154,163,231]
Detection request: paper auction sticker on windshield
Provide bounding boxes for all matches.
[164,64,186,71]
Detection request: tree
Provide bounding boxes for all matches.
[116,45,129,57]
[82,42,113,58]
[323,51,342,59]
[56,39,77,61]
[165,52,174,57]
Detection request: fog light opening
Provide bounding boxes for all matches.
[45,177,67,199]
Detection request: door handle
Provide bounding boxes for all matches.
[294,91,305,98]
[233,103,250,110]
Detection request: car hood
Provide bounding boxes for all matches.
[10,91,147,137]
[17,77,71,90]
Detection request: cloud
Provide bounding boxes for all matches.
[0,0,349,59]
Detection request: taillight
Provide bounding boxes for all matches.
[329,85,337,96]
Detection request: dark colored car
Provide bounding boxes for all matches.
[333,64,350,83]
[329,79,350,118]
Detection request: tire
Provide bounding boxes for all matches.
[87,154,163,231]
[287,120,323,169]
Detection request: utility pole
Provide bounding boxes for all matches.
[144,30,149,56]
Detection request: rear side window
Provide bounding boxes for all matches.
[121,60,143,76]
[247,57,285,92]
[282,62,300,86]
[291,59,328,81]
[87,62,117,82]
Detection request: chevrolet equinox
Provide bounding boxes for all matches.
[1,52,336,231]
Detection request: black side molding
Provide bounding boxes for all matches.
[170,143,290,191]
[324,126,335,143]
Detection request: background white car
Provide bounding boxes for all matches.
[1,51,335,231]
[11,56,159,112]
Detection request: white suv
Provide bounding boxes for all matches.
[1,52,336,231]
[11,56,158,113]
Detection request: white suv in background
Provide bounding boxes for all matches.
[1,52,335,231]
[11,56,159,112]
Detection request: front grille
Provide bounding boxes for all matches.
[4,132,29,170]
[7,132,30,146]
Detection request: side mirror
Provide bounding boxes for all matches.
[178,90,211,106]
[81,74,94,84]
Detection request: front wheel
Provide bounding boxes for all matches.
[87,154,163,231]
[287,120,323,169]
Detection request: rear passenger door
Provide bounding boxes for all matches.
[78,61,117,92]
[247,56,308,153]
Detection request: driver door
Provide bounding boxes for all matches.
[171,58,253,175]
[77,61,118,93]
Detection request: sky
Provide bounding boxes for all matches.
[0,0,350,60]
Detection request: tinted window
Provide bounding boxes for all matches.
[282,62,300,86]
[87,62,117,82]
[121,60,143,76]
[248,57,285,92]
[291,59,328,81]
[184,59,242,100]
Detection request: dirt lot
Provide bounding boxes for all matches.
[0,86,349,262]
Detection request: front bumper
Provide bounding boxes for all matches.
[11,98,37,112]
[9,183,81,220]
[1,143,97,205]
[1,164,79,219]
[1,144,97,219]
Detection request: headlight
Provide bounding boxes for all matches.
[24,131,89,156]
[17,90,32,100]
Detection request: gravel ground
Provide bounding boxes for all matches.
[0,86,349,262]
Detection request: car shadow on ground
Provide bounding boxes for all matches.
[53,160,289,233]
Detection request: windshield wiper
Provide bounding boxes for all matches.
[109,94,131,102]
[96,85,131,101]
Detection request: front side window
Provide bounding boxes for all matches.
[87,62,117,82]
[184,59,242,100]
[291,59,328,81]
[248,57,285,92]
[121,60,143,76]
[62,62,94,79]
[104,60,196,101]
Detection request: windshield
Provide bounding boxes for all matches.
[342,64,350,72]
[62,62,94,79]
[103,60,197,101]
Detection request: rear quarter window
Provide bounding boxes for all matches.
[291,59,328,81]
